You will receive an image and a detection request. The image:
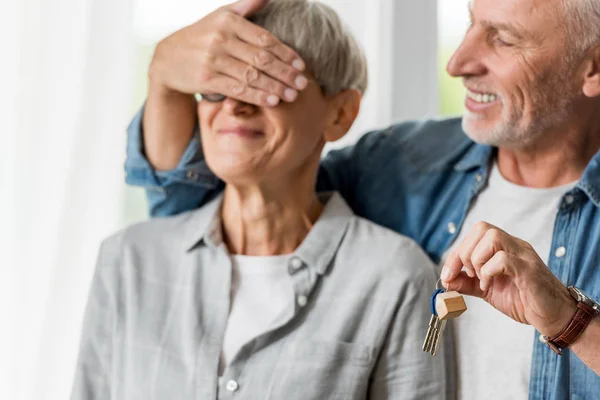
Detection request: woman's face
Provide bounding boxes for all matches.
[199,81,335,186]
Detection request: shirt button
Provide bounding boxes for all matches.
[555,246,567,258]
[290,257,303,270]
[565,195,575,205]
[475,174,483,182]
[186,169,199,180]
[297,295,308,307]
[539,334,547,343]
[447,222,457,234]
[226,380,239,392]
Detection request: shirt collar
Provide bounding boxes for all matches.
[452,141,600,208]
[182,192,354,272]
[182,194,225,252]
[577,149,600,208]
[453,142,494,172]
[293,192,353,275]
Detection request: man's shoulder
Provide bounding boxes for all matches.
[355,116,475,172]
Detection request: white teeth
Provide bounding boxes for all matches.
[467,89,498,103]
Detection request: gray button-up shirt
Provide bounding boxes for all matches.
[71,193,446,399]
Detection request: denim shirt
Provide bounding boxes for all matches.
[125,106,600,399]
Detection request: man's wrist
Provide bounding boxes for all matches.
[538,286,577,338]
[543,295,579,338]
[148,80,192,104]
[542,286,600,355]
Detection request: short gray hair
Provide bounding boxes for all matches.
[562,0,600,53]
[250,0,368,96]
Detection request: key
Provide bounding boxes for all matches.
[430,319,447,356]
[422,314,440,353]
[423,287,445,355]
[423,283,468,356]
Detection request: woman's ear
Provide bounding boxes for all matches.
[323,89,362,143]
[582,45,600,98]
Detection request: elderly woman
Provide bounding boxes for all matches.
[71,1,445,399]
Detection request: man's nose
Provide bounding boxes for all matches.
[446,28,487,78]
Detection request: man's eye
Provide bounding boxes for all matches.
[197,93,227,103]
[494,35,513,47]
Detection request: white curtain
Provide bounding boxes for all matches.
[0,1,438,399]
[1,0,135,398]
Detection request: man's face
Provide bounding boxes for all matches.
[447,0,582,147]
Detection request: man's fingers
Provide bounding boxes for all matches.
[448,221,489,279]
[441,250,465,282]
[227,0,270,17]
[207,74,280,106]
[455,230,483,278]
[470,228,504,277]
[479,250,514,292]
[225,40,307,92]
[211,56,294,102]
[229,14,306,71]
[443,271,484,298]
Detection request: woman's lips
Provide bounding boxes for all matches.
[217,127,264,138]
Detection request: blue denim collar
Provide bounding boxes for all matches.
[453,142,493,172]
[452,140,600,208]
[577,149,600,208]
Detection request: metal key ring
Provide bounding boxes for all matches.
[436,278,444,290]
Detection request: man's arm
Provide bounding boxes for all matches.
[441,221,600,375]
[140,0,309,172]
[571,317,600,373]
[125,106,224,217]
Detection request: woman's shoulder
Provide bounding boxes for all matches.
[340,216,437,282]
[98,203,217,267]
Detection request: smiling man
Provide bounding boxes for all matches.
[123,0,600,399]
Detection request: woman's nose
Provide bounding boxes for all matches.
[222,97,258,116]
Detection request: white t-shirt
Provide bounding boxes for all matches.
[442,162,576,400]
[220,254,294,372]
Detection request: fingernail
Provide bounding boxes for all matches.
[284,88,298,101]
[295,75,308,90]
[267,95,280,106]
[292,59,305,71]
[441,267,450,281]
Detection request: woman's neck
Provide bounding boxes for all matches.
[221,183,324,256]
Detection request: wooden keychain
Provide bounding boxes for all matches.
[423,279,468,356]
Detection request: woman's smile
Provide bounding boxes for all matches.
[218,125,265,138]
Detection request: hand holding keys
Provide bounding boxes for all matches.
[422,281,467,356]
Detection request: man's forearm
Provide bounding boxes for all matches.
[571,316,600,375]
[143,82,197,171]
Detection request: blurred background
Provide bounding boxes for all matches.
[1,0,469,398]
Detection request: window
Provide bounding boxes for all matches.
[438,0,470,116]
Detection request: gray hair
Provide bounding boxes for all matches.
[562,0,600,54]
[250,0,368,96]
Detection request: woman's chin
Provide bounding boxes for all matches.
[209,160,264,186]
